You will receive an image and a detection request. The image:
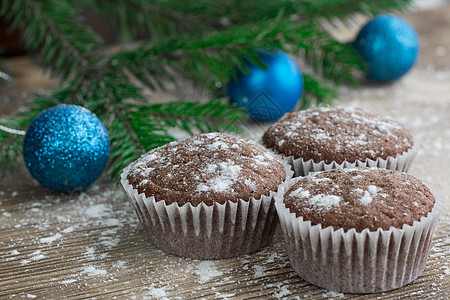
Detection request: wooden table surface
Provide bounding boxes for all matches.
[1,6,450,300]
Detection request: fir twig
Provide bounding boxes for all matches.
[300,73,337,110]
[299,0,413,20]
[1,0,102,80]
[0,0,414,179]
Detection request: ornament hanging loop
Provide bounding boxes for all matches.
[0,124,26,135]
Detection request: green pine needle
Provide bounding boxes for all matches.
[0,0,413,179]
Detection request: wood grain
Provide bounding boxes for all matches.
[1,6,450,300]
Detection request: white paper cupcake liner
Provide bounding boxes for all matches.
[282,146,417,177]
[275,176,442,293]
[121,159,293,260]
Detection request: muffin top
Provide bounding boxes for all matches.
[263,107,413,164]
[126,132,286,206]
[283,168,434,232]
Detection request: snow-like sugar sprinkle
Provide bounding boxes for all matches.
[39,233,62,244]
[61,226,74,233]
[312,177,332,184]
[244,178,256,190]
[311,132,331,141]
[253,265,267,277]
[359,185,379,205]
[215,292,236,299]
[147,284,168,299]
[85,204,111,218]
[204,132,219,139]
[367,185,378,194]
[61,279,77,285]
[323,290,345,298]
[194,261,223,283]
[254,154,271,167]
[273,286,291,299]
[83,265,107,276]
[309,194,341,209]
[291,189,310,199]
[360,192,373,205]
[196,160,241,192]
[29,250,45,261]
[207,140,229,150]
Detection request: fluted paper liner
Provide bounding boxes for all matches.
[121,159,293,260]
[275,176,442,293]
[283,146,417,177]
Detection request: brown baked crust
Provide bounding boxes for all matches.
[127,132,286,206]
[263,107,413,164]
[283,168,435,232]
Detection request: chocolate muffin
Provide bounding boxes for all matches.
[276,167,441,293]
[122,132,290,259]
[284,168,434,232]
[263,107,415,176]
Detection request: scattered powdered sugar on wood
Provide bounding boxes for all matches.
[273,285,291,298]
[214,291,236,299]
[322,290,345,298]
[60,279,77,285]
[253,265,267,277]
[29,250,45,261]
[39,233,62,244]
[194,261,223,283]
[146,284,168,300]
[82,265,107,276]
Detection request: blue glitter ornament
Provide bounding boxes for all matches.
[23,104,110,192]
[353,14,420,82]
[227,49,303,122]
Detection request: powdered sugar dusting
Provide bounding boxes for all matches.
[359,185,379,205]
[265,106,413,163]
[291,188,310,199]
[126,132,285,203]
[39,233,62,244]
[82,265,107,276]
[196,160,242,192]
[147,284,168,299]
[194,261,223,283]
[309,194,341,209]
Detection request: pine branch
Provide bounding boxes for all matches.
[76,0,219,41]
[0,0,102,80]
[104,0,410,87]
[136,99,247,135]
[127,0,412,28]
[294,31,366,86]
[0,0,413,179]
[300,73,337,110]
[108,117,146,179]
[108,99,246,179]
[110,19,284,91]
[111,16,364,91]
[299,0,413,20]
